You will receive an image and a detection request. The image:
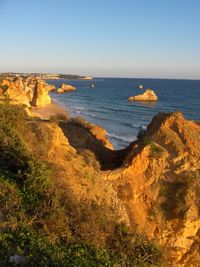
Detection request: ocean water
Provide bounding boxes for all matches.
[49,78,200,149]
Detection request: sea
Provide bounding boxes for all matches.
[49,78,200,149]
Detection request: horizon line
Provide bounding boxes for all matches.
[1,71,200,81]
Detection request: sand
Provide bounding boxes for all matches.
[30,101,68,120]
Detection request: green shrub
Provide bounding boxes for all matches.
[20,157,52,215]
[144,140,163,155]
[0,227,114,266]
[0,103,29,173]
[0,174,25,228]
[107,224,163,267]
[0,226,162,267]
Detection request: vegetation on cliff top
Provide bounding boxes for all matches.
[0,103,163,266]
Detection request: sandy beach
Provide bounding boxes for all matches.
[30,100,68,119]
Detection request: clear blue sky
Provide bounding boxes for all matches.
[0,0,200,79]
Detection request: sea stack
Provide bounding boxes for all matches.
[57,83,76,93]
[31,80,51,107]
[128,89,158,101]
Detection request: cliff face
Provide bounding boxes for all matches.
[0,77,51,107]
[0,78,31,106]
[49,111,199,266]
[105,112,200,266]
[27,119,129,224]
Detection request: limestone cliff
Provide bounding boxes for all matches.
[0,77,52,108]
[39,111,199,266]
[0,78,30,106]
[27,119,129,224]
[104,112,200,266]
[46,111,199,266]
[1,78,199,266]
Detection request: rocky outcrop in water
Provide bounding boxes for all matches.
[128,89,158,101]
[57,83,76,93]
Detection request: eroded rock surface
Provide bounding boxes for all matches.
[104,112,200,266]
[128,89,158,101]
[57,83,76,93]
[31,80,51,107]
[0,77,52,107]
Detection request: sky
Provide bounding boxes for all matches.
[0,0,200,79]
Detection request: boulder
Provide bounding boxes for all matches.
[128,89,158,101]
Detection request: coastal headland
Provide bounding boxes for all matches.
[0,74,199,266]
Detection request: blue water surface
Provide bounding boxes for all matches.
[48,78,200,149]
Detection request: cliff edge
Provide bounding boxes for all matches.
[105,112,200,266]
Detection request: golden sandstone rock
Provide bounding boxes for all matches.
[31,81,51,107]
[57,83,76,93]
[105,112,200,266]
[0,75,199,266]
[128,89,158,101]
[0,77,52,108]
[45,110,200,266]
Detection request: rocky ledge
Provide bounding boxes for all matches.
[128,89,158,101]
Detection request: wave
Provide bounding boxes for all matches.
[72,106,109,114]
[107,133,136,143]
[70,109,108,121]
[72,106,88,111]
[81,112,109,121]
[72,109,145,130]
[98,105,128,113]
